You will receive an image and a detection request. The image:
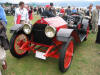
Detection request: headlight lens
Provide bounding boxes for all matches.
[23,24,32,34]
[45,26,56,38]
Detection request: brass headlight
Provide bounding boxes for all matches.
[45,26,56,38]
[23,24,32,34]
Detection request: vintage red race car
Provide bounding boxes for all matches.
[10,14,89,72]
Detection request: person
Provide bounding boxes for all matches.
[14,1,29,24]
[38,6,44,16]
[29,6,34,21]
[91,5,99,33]
[25,4,29,11]
[60,7,65,14]
[96,6,100,44]
[33,7,36,15]
[86,5,92,17]
[42,5,55,18]
[78,8,85,16]
[72,7,77,13]
[50,3,56,16]
[25,5,33,21]
[0,5,7,25]
[65,6,71,15]
[60,7,65,17]
[86,5,93,30]
[0,5,9,72]
[11,5,15,16]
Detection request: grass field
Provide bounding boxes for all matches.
[6,16,100,75]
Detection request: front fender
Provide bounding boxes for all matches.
[57,29,81,43]
[57,29,73,42]
[10,24,24,33]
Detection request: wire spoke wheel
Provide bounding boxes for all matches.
[10,32,28,58]
[14,34,28,55]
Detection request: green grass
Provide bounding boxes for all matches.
[6,16,100,75]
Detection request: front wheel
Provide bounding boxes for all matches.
[59,37,74,73]
[10,32,28,58]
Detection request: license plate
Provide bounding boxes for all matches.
[35,51,46,60]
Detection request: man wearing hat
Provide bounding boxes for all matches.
[42,5,55,18]
[50,3,56,16]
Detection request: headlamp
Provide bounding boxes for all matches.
[45,26,56,38]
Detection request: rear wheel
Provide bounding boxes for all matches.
[59,37,74,73]
[10,32,28,58]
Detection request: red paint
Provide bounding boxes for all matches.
[86,25,89,38]
[57,25,67,32]
[44,45,55,57]
[31,42,51,47]
[64,40,74,69]
[36,18,47,24]
[36,17,67,31]
[14,36,62,59]
[14,16,89,60]
[44,17,67,28]
[17,40,25,47]
[78,24,81,29]
[14,34,28,55]
[19,41,31,51]
[53,38,63,46]
[71,31,81,43]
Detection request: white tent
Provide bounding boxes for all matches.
[0,0,31,4]
[0,0,100,7]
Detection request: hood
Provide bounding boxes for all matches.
[36,16,67,31]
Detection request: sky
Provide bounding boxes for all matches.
[0,0,100,3]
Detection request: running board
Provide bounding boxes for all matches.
[79,34,86,42]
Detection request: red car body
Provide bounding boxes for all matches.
[10,16,89,72]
